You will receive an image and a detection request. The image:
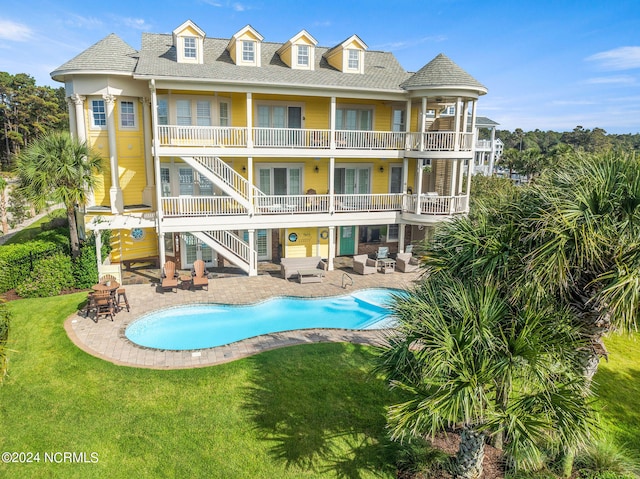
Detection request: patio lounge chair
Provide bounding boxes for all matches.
[375,246,389,261]
[191,259,209,291]
[353,254,377,275]
[396,252,420,273]
[161,260,179,292]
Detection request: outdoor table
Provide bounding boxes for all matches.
[92,281,120,293]
[179,274,193,290]
[377,259,396,274]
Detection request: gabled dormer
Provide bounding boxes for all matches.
[276,30,318,71]
[173,20,206,64]
[324,35,368,74]
[227,25,264,67]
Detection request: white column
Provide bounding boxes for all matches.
[458,159,465,195]
[453,97,462,152]
[140,97,155,207]
[329,156,335,213]
[420,97,427,151]
[247,157,254,215]
[71,94,86,143]
[327,226,335,271]
[158,232,166,271]
[465,158,474,212]
[66,97,77,141]
[450,159,458,213]
[415,160,423,215]
[402,157,409,211]
[248,229,257,276]
[405,99,412,150]
[104,94,123,213]
[398,224,406,253]
[95,229,103,269]
[488,126,497,176]
[246,92,253,148]
[330,96,336,149]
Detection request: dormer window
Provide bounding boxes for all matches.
[347,49,360,70]
[227,25,263,67]
[242,41,255,62]
[173,20,206,64]
[184,37,196,59]
[297,45,309,66]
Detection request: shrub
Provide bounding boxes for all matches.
[575,439,639,479]
[389,436,451,478]
[0,240,67,292]
[15,253,74,298]
[72,230,112,289]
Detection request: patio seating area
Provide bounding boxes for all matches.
[66,258,422,369]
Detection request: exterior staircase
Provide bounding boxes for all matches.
[191,229,258,276]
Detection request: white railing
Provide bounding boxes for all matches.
[253,128,331,148]
[334,130,406,150]
[334,194,404,212]
[254,194,330,214]
[193,156,251,200]
[476,139,492,150]
[162,196,246,217]
[158,126,247,147]
[205,230,252,264]
[162,193,468,217]
[405,194,468,215]
[157,125,476,152]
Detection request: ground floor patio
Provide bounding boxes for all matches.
[65,257,422,369]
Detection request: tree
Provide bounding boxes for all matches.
[0,299,10,384]
[14,132,103,258]
[0,176,8,234]
[376,275,593,477]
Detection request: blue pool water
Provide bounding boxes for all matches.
[125,288,400,350]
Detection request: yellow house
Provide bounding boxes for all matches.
[51,20,488,275]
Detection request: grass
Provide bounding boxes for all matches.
[594,333,640,457]
[0,293,402,478]
[1,294,639,478]
[2,208,65,245]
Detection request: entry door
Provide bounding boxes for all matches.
[287,107,302,128]
[339,226,356,256]
[243,229,270,261]
[183,234,215,268]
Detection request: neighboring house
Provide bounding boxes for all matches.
[473,116,502,176]
[51,20,488,275]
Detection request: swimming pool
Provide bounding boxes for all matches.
[125,288,400,351]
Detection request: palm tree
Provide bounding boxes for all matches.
[14,132,103,258]
[376,275,593,478]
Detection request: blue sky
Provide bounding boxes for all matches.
[2,0,639,134]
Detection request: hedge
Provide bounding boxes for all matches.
[0,240,68,293]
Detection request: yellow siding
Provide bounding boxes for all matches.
[115,101,146,205]
[280,47,292,67]
[87,131,110,206]
[304,97,330,129]
[284,227,327,258]
[109,228,158,262]
[230,92,246,127]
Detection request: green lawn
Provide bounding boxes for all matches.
[0,294,402,478]
[1,294,639,478]
[594,333,640,456]
[2,209,66,245]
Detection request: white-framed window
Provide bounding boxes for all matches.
[184,37,196,59]
[160,167,171,197]
[157,99,168,125]
[336,107,372,131]
[347,49,359,70]
[219,101,229,126]
[334,166,370,194]
[196,101,211,126]
[387,224,399,242]
[242,41,255,62]
[392,109,405,132]
[389,165,403,193]
[297,45,309,66]
[91,99,106,128]
[176,100,192,126]
[119,100,136,128]
[257,166,302,195]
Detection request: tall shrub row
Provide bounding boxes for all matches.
[0,239,68,292]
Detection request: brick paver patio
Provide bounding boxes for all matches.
[65,260,422,369]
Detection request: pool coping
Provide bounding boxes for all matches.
[64,271,417,369]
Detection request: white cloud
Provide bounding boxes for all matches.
[120,17,149,31]
[65,14,103,30]
[586,46,640,70]
[373,35,447,51]
[0,19,33,41]
[585,75,636,85]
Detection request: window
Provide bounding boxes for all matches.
[258,167,301,195]
[297,45,309,66]
[198,174,213,196]
[219,102,229,126]
[242,41,255,62]
[160,167,171,197]
[336,108,372,131]
[184,37,196,59]
[176,100,191,126]
[157,99,168,125]
[91,100,106,127]
[387,224,399,242]
[120,100,136,128]
[390,166,403,193]
[334,167,370,194]
[196,101,211,126]
[392,109,405,132]
[347,49,359,69]
[179,168,194,196]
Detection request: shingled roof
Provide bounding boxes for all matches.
[401,53,486,93]
[133,33,411,92]
[51,34,138,80]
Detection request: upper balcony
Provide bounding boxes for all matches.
[156,125,475,158]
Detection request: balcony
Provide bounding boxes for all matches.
[157,125,474,153]
[160,193,468,218]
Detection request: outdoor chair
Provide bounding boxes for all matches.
[116,288,130,312]
[353,254,377,275]
[161,260,179,292]
[396,252,420,273]
[94,291,115,321]
[375,246,389,261]
[191,259,209,291]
